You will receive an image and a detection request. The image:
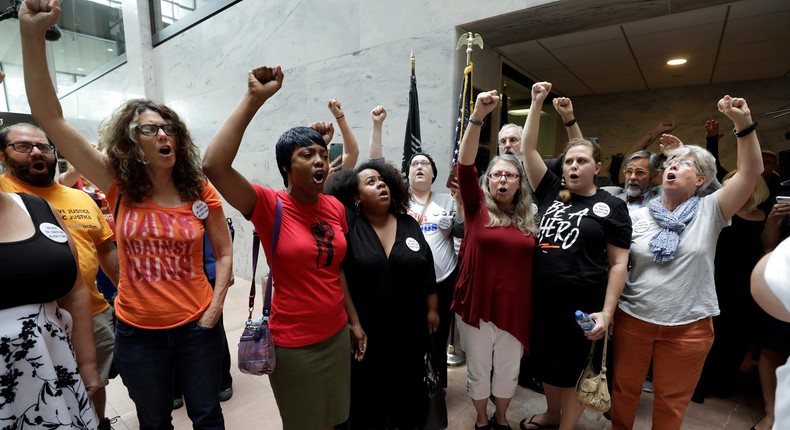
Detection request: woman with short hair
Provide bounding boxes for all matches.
[203,65,365,430]
[612,95,764,429]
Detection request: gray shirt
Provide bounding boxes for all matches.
[619,192,729,325]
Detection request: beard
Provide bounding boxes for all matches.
[624,180,650,198]
[4,156,57,187]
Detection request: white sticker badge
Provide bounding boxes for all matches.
[531,203,539,214]
[633,219,650,234]
[192,200,209,220]
[405,237,421,252]
[592,202,611,218]
[40,222,68,243]
[438,216,452,230]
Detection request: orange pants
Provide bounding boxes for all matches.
[612,309,714,430]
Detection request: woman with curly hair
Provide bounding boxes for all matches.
[326,160,439,429]
[20,4,233,428]
[450,90,539,429]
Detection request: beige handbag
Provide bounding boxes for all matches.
[576,330,611,418]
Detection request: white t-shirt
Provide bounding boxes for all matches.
[768,238,790,430]
[407,192,463,282]
[619,193,729,325]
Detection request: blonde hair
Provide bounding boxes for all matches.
[481,155,538,235]
[722,169,769,212]
[558,138,601,203]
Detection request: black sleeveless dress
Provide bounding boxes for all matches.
[0,193,98,429]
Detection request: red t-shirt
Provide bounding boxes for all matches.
[450,163,536,349]
[248,185,348,347]
[107,181,221,329]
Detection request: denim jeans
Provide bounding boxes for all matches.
[114,318,224,430]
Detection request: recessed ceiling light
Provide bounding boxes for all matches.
[667,58,687,66]
[507,108,547,116]
[107,48,114,52]
[77,68,84,71]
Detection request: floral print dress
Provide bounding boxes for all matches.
[0,193,97,429]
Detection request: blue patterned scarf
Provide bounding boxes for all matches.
[647,195,700,264]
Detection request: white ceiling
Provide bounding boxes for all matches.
[467,0,790,98]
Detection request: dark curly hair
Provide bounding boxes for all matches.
[325,160,409,215]
[98,99,204,203]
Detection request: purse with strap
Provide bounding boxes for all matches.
[237,196,282,375]
[576,329,611,418]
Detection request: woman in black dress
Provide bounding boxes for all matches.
[327,160,438,429]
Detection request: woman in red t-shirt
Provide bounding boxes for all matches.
[203,65,366,430]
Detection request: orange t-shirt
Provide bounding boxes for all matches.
[107,181,221,329]
[0,175,114,317]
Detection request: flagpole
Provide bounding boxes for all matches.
[411,50,415,77]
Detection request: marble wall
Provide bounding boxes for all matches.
[52,0,789,281]
[56,0,539,280]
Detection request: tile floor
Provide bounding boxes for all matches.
[103,278,768,429]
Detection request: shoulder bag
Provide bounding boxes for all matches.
[238,196,282,375]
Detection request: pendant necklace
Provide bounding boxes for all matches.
[290,193,323,224]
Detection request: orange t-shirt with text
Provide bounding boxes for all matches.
[107,181,221,329]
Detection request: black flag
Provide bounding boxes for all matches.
[402,72,422,174]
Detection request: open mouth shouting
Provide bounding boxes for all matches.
[29,160,49,174]
[665,171,677,183]
[313,169,326,185]
[158,145,173,157]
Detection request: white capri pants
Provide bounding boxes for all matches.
[456,314,524,400]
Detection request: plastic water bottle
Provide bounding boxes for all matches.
[575,310,595,332]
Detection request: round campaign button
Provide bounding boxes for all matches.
[633,219,650,234]
[405,237,421,252]
[40,222,68,243]
[592,202,610,218]
[438,217,452,230]
[192,200,209,220]
[531,203,539,214]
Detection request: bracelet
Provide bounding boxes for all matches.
[335,114,345,121]
[564,118,577,127]
[733,121,757,138]
[468,116,484,126]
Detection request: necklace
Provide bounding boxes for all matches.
[289,192,323,224]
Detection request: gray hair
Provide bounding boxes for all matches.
[498,123,522,138]
[665,145,717,191]
[624,150,660,173]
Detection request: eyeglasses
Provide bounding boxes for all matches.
[5,142,56,154]
[498,136,519,146]
[665,158,699,172]
[136,123,177,136]
[410,160,431,167]
[623,168,649,178]
[488,172,520,181]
